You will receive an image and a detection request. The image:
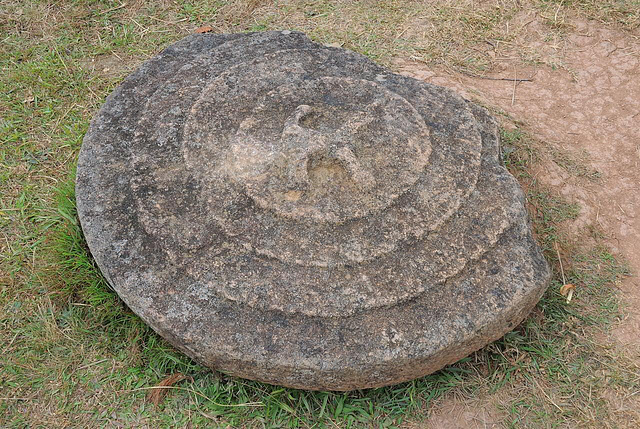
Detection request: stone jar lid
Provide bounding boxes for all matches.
[76,31,550,391]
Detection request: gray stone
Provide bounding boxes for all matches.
[76,31,550,391]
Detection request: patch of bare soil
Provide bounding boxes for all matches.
[397,15,639,428]
[413,393,507,429]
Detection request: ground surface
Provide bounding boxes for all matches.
[399,11,640,428]
[1,1,639,428]
[399,15,640,350]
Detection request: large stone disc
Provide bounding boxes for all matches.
[76,31,550,391]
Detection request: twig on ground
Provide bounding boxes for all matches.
[555,242,566,285]
[462,71,533,82]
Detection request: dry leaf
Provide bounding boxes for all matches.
[146,373,188,406]
[195,26,214,34]
[559,283,575,296]
[559,283,576,303]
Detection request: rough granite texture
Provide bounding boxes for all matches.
[76,31,551,391]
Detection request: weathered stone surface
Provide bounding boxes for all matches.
[76,31,551,391]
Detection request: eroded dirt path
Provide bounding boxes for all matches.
[397,17,639,428]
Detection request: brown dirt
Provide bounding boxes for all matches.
[396,15,640,429]
[421,393,508,429]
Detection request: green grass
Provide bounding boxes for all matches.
[2,1,639,427]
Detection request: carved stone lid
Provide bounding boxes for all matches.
[76,31,550,391]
